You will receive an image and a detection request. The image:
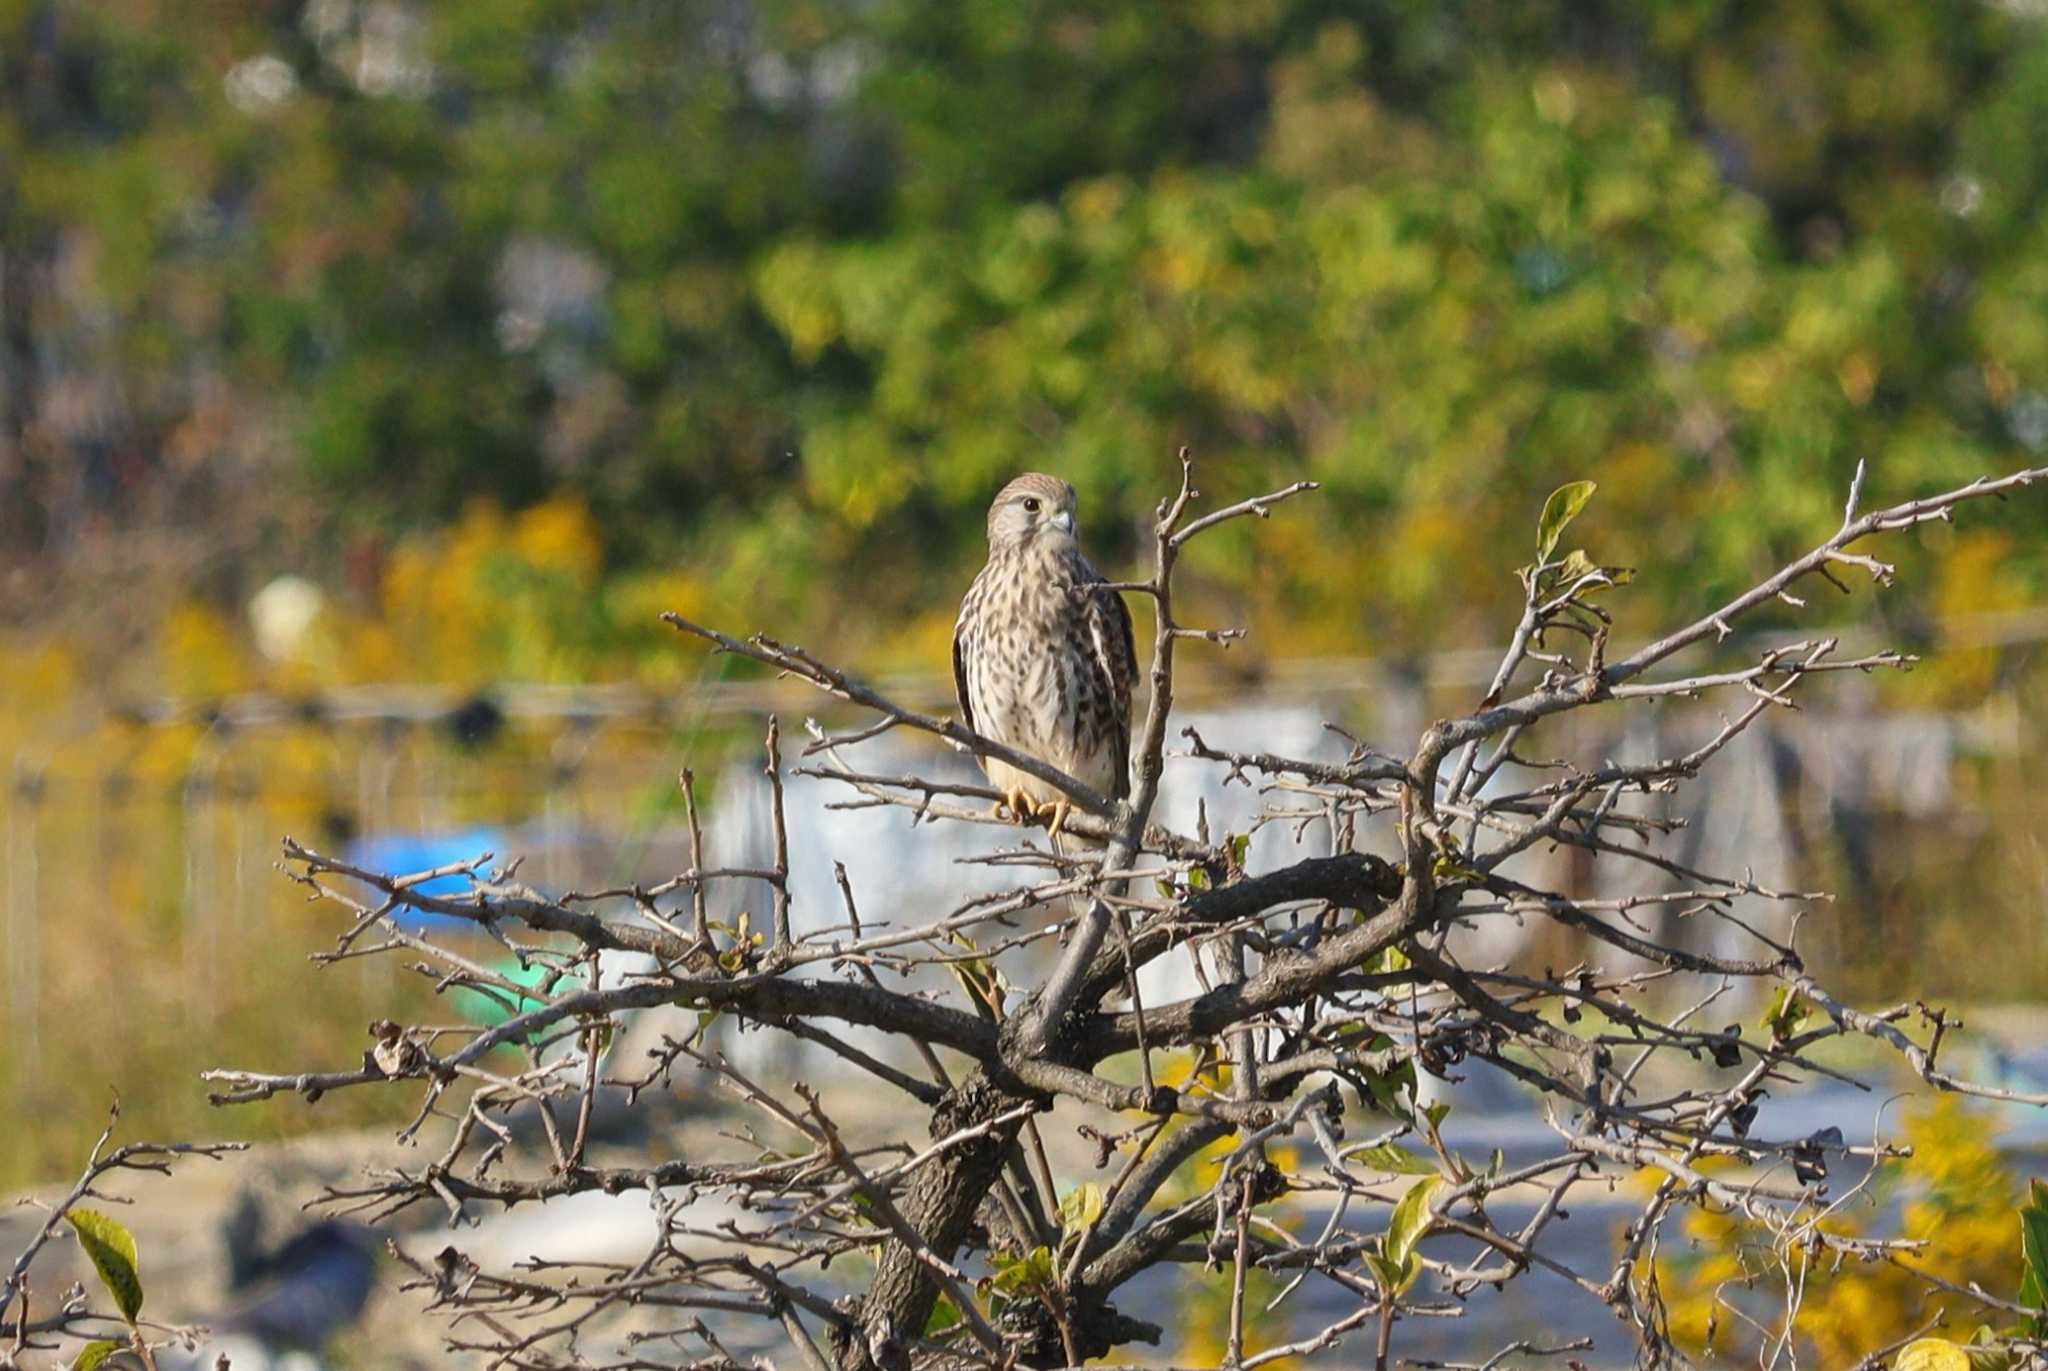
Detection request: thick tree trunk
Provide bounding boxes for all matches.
[838,1071,1027,1371]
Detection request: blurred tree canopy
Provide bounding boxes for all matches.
[2,0,2045,680]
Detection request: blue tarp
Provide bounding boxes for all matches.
[346,827,506,928]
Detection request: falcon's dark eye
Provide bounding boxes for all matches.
[1022,497,1041,513]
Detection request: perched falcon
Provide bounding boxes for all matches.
[953,473,1136,842]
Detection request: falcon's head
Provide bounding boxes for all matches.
[985,473,1079,553]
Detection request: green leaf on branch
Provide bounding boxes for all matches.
[688,1009,721,1048]
[2018,1178,2048,1334]
[846,1191,888,1230]
[1363,1056,1420,1116]
[1363,943,1410,975]
[945,931,1009,1020]
[1352,1142,1436,1176]
[1553,547,1636,590]
[1760,986,1812,1042]
[924,1294,963,1335]
[66,1209,144,1322]
[1428,832,1481,884]
[72,1341,126,1371]
[1963,1324,2017,1371]
[1386,1174,1446,1268]
[1432,853,1483,883]
[1057,1182,1105,1238]
[1536,481,1598,562]
[1360,1239,1418,1297]
[984,1245,1058,1305]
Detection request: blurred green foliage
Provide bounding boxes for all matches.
[2,0,2044,669]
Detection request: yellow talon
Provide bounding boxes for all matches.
[1000,785,1035,824]
[1043,798,1071,842]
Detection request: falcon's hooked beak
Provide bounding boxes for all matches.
[1049,509,1076,535]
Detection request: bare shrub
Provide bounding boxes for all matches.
[197,458,2048,1370]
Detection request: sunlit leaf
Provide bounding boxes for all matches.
[986,1245,1058,1304]
[66,1209,143,1322]
[1353,1143,1436,1176]
[1896,1339,1972,1371]
[924,1294,963,1335]
[1386,1174,1445,1267]
[72,1341,126,1371]
[1551,548,1637,593]
[1536,481,1598,562]
[1058,1182,1105,1237]
[1960,1325,2016,1371]
[1364,944,1411,975]
[1363,1057,1420,1117]
[1360,1240,1417,1296]
[2018,1178,2048,1333]
[846,1191,888,1230]
[945,931,1007,1019]
[1760,987,1812,1042]
[1431,853,1483,883]
[689,1010,721,1048]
